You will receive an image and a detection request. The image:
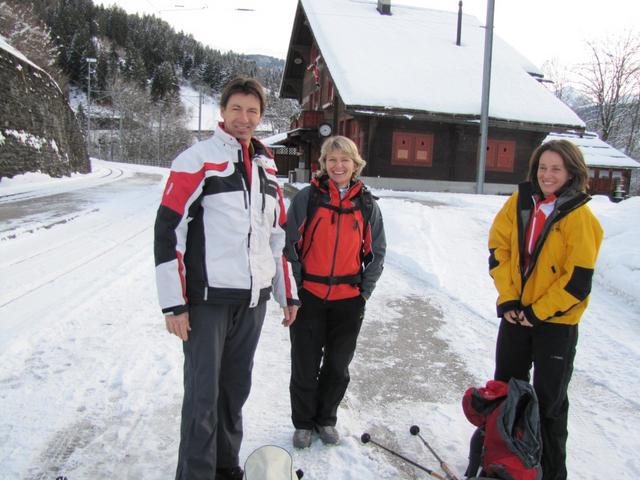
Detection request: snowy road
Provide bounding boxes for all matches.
[0,160,638,479]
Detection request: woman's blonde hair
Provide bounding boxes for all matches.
[317,136,367,179]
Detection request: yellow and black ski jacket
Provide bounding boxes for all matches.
[488,182,603,326]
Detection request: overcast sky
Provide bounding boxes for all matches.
[94,0,639,67]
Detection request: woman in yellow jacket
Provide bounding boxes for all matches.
[488,140,603,480]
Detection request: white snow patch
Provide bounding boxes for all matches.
[0,163,637,478]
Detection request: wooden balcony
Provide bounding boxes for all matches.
[291,110,324,130]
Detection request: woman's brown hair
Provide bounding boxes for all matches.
[527,139,589,194]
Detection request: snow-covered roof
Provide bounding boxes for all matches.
[259,131,289,147]
[545,132,640,169]
[299,0,584,129]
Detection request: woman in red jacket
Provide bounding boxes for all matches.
[284,136,386,449]
[488,140,603,480]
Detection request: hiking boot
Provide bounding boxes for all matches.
[316,425,340,445]
[215,466,244,480]
[292,428,313,449]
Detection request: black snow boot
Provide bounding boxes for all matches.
[216,466,244,480]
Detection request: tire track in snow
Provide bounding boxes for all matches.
[0,166,124,204]
[0,224,151,309]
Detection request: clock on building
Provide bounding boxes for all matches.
[318,122,333,137]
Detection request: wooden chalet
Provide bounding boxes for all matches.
[279,0,586,193]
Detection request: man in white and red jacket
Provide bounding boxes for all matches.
[154,77,299,480]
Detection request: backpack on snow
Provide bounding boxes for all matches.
[462,378,542,480]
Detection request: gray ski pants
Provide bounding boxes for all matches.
[175,301,267,480]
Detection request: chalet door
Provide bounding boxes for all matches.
[593,170,613,194]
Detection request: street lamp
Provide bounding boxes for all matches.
[86,57,97,154]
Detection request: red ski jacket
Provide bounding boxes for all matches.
[285,175,386,301]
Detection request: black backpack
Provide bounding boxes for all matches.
[305,182,375,231]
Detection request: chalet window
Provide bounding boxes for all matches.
[323,77,334,106]
[486,139,515,172]
[311,90,320,110]
[391,131,434,167]
[343,119,363,152]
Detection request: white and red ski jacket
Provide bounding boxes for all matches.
[154,125,298,315]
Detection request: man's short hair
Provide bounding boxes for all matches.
[220,77,266,115]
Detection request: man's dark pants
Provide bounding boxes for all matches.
[175,301,266,480]
[289,289,365,430]
[494,319,578,480]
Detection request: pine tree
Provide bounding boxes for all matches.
[151,61,179,101]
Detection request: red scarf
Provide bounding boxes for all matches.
[524,194,556,268]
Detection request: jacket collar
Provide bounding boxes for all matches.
[213,123,272,159]
[312,174,364,203]
[518,181,591,215]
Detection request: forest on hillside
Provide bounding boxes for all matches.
[0,0,298,165]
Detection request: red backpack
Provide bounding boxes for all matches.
[462,378,542,480]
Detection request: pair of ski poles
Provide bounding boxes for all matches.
[361,425,459,480]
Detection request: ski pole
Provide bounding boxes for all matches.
[361,433,447,480]
[409,425,459,480]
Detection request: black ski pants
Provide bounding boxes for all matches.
[175,301,266,480]
[494,319,578,480]
[289,289,365,430]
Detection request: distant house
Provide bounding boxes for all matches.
[279,0,586,193]
[545,132,640,197]
[259,131,299,176]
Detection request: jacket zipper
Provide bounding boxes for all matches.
[237,148,253,297]
[324,198,343,301]
[520,197,587,288]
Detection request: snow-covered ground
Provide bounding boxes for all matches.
[0,160,638,479]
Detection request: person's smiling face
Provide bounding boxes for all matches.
[537,150,571,196]
[220,93,262,144]
[325,150,355,188]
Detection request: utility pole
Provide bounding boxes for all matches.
[86,57,97,155]
[475,0,495,194]
[198,88,203,140]
[157,113,162,166]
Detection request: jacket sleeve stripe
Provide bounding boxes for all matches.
[176,250,187,302]
[276,184,287,226]
[160,162,227,216]
[281,256,299,304]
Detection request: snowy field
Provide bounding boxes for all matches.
[0,159,638,479]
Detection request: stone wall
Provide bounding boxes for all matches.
[0,44,89,179]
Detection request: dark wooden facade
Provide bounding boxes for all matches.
[357,117,546,184]
[280,2,573,188]
[588,167,632,196]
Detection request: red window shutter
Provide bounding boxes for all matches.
[496,141,515,171]
[485,139,515,172]
[486,139,497,168]
[324,77,334,104]
[392,132,414,165]
[414,134,433,166]
[392,132,434,167]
